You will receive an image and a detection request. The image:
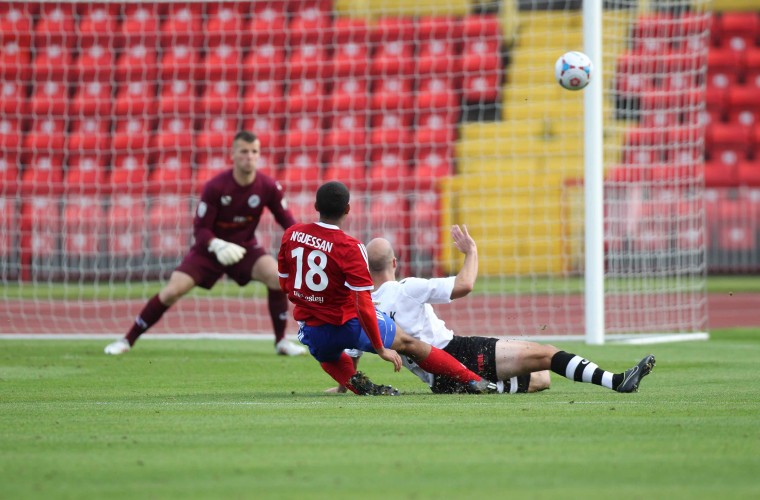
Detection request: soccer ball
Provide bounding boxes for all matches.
[555,51,593,91]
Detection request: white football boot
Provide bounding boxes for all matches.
[104,338,131,355]
[275,339,307,356]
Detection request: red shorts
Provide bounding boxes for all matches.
[175,245,269,289]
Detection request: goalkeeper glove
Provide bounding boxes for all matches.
[208,238,247,266]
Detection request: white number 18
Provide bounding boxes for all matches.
[290,247,328,292]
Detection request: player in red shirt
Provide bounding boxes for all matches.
[277,181,497,395]
[104,131,306,356]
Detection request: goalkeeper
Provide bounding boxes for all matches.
[330,225,655,394]
[105,131,306,356]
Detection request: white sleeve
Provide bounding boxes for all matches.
[400,276,456,305]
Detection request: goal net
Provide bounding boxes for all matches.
[0,0,709,341]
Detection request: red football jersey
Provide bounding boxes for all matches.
[278,221,372,325]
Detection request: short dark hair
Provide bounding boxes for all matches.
[233,131,259,144]
[315,181,350,219]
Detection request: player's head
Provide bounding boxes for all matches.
[315,181,350,221]
[231,131,261,174]
[366,238,396,276]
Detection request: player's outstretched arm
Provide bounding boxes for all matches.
[451,224,478,299]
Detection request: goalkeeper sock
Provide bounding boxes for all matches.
[417,347,483,384]
[550,351,622,390]
[125,294,169,346]
[267,289,289,344]
[320,352,359,394]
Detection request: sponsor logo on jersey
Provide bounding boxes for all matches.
[221,195,231,206]
[197,201,207,218]
[248,195,261,208]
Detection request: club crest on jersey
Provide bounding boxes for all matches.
[221,195,231,206]
[197,201,207,218]
[248,195,261,208]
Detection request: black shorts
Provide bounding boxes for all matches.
[431,336,498,394]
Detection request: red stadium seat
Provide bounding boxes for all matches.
[415,146,453,180]
[159,45,201,82]
[371,17,415,43]
[22,118,66,163]
[286,79,327,115]
[415,15,463,43]
[0,40,31,83]
[417,40,459,77]
[0,150,19,193]
[115,44,159,84]
[1,81,29,118]
[73,44,113,84]
[0,117,21,155]
[241,44,287,81]
[160,3,204,49]
[414,111,457,149]
[241,79,285,117]
[288,43,331,80]
[369,126,413,163]
[370,76,414,114]
[19,195,60,279]
[148,195,192,257]
[61,196,104,257]
[416,76,458,112]
[34,3,75,49]
[737,161,760,187]
[282,151,321,184]
[289,5,332,45]
[727,86,760,127]
[67,118,111,156]
[158,79,195,117]
[327,77,369,115]
[614,53,654,96]
[718,12,759,51]
[65,154,108,193]
[323,151,366,186]
[706,48,744,88]
[120,3,159,49]
[704,161,738,187]
[150,150,194,192]
[368,151,410,189]
[113,81,157,117]
[202,44,241,82]
[196,116,238,151]
[70,81,112,117]
[153,116,195,151]
[462,72,501,103]
[331,17,370,45]
[744,48,760,88]
[76,2,120,49]
[28,80,68,117]
[461,16,501,74]
[205,2,252,48]
[371,110,413,129]
[630,13,675,54]
[285,114,322,154]
[0,196,16,256]
[331,41,369,78]
[717,199,757,251]
[249,3,288,48]
[21,153,65,193]
[370,40,415,77]
[32,43,73,82]
[111,152,149,188]
[366,192,409,258]
[323,113,367,163]
[0,3,33,49]
[112,116,152,152]
[707,122,750,162]
[107,194,146,256]
[196,80,240,117]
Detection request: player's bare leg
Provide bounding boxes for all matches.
[104,271,196,355]
[251,255,306,356]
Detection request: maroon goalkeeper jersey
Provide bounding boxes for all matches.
[192,169,296,252]
[278,221,373,326]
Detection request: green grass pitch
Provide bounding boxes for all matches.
[2,329,759,499]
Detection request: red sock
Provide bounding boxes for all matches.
[417,346,482,385]
[320,352,360,394]
[125,294,169,346]
[268,289,289,344]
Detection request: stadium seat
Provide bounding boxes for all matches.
[462,72,501,104]
[366,192,409,259]
[707,122,750,162]
[415,146,453,180]
[148,195,192,257]
[707,48,744,88]
[0,80,28,118]
[150,150,194,192]
[368,151,409,188]
[112,116,152,152]
[327,77,369,115]
[196,80,240,116]
[289,5,332,45]
[110,152,149,189]
[289,43,332,80]
[62,195,104,257]
[727,86,760,126]
[158,79,195,117]
[0,3,33,49]
[67,117,111,156]
[34,3,75,49]
[160,45,201,82]
[160,3,204,49]
[0,117,21,155]
[196,116,238,151]
[202,44,241,82]
[371,17,416,43]
[241,44,287,82]
[415,110,457,149]
[370,76,414,114]
[704,161,739,187]
[0,40,32,83]
[152,116,195,152]
[370,109,413,130]
[0,150,19,194]
[286,79,327,115]
[76,2,121,49]
[73,44,114,84]
[249,3,288,48]
[120,3,159,49]
[737,161,760,187]
[285,114,322,153]
[0,196,15,256]
[323,151,366,187]
[415,15,463,43]
[331,41,370,78]
[416,76,458,112]
[115,44,158,83]
[107,194,146,257]
[417,40,459,77]
[19,196,60,275]
[205,1,252,48]
[282,151,321,184]
[323,113,367,163]
[113,81,157,117]
[65,154,109,193]
[32,43,73,82]
[614,53,654,97]
[717,199,757,252]
[370,40,415,77]
[705,86,727,123]
[630,13,675,54]
[461,15,502,74]
[22,118,67,163]
[70,81,112,117]
[20,153,65,193]
[718,12,759,51]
